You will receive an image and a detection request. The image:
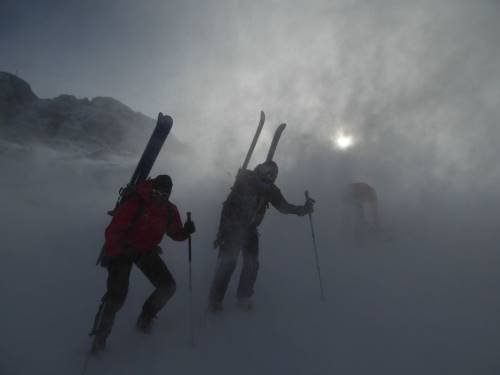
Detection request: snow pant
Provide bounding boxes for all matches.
[91,250,176,340]
[209,227,259,303]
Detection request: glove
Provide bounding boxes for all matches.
[305,197,315,213]
[184,219,196,235]
[298,197,315,216]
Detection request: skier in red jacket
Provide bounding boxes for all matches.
[89,175,195,355]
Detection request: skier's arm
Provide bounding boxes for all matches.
[104,199,141,256]
[269,187,311,216]
[166,204,193,241]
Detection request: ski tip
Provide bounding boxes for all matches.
[165,115,173,126]
[275,123,286,133]
[157,112,174,126]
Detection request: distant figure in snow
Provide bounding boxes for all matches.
[341,182,380,243]
[89,175,195,355]
[209,160,315,312]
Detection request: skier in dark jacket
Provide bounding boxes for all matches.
[89,175,195,355]
[209,160,314,312]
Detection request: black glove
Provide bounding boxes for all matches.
[297,197,315,216]
[305,197,315,213]
[184,219,196,235]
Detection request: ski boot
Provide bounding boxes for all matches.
[136,312,156,334]
[90,334,106,357]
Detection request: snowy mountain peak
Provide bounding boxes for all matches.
[0,72,182,157]
[0,72,38,120]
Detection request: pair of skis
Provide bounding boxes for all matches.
[237,111,286,235]
[241,110,286,170]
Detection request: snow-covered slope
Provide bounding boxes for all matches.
[1,149,499,375]
[1,74,499,375]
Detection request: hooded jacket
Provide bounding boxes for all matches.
[104,179,187,257]
[219,169,306,231]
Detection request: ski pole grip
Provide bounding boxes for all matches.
[187,212,191,221]
[305,190,310,200]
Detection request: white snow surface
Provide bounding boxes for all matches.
[1,142,499,375]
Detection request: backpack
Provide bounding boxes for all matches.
[96,183,147,266]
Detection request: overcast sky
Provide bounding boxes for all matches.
[1,1,500,374]
[2,0,500,193]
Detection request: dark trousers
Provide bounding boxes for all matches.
[91,250,176,339]
[209,228,259,303]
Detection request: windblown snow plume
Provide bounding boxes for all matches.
[1,0,500,374]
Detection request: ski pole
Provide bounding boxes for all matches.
[187,212,194,347]
[80,352,91,375]
[305,191,325,301]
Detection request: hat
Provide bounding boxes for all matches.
[152,175,173,193]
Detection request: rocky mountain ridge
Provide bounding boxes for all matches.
[0,72,181,157]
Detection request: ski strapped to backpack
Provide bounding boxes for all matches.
[95,113,173,266]
[240,111,287,169]
[242,111,265,170]
[265,123,286,162]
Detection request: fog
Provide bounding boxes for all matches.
[1,0,500,374]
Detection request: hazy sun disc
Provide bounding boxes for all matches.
[336,135,353,149]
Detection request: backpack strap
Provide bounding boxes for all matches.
[126,197,147,233]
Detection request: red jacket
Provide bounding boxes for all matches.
[104,180,188,256]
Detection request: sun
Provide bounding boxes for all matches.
[336,135,353,149]
[331,130,354,150]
